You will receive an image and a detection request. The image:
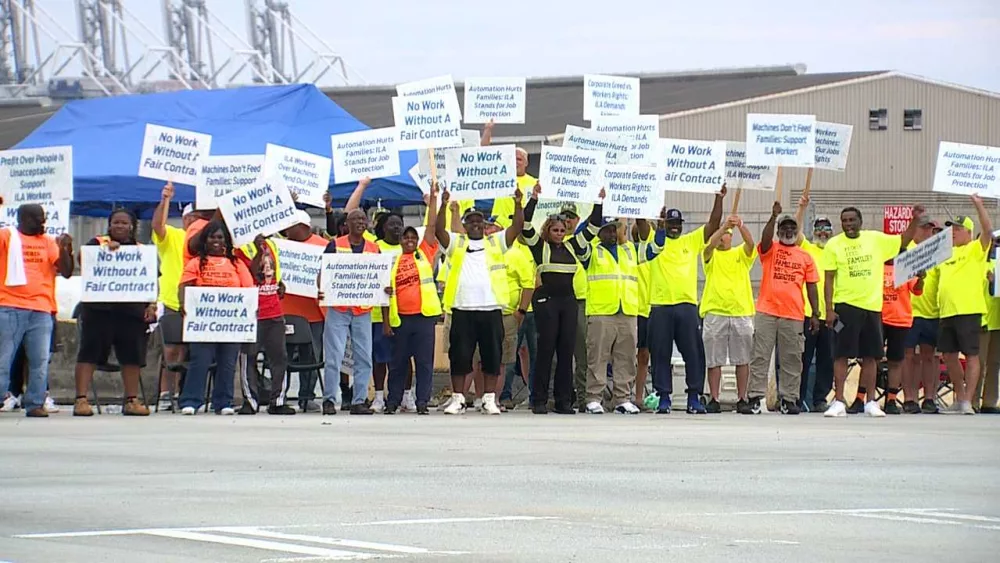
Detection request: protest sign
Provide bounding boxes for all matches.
[319,253,395,308]
[331,127,400,184]
[894,228,953,287]
[463,77,526,124]
[582,74,640,121]
[138,124,212,186]
[592,115,659,165]
[195,154,264,209]
[272,238,324,298]
[745,114,816,168]
[883,205,912,235]
[0,146,73,204]
[182,287,258,343]
[658,139,726,194]
[931,141,1000,198]
[538,145,605,203]
[814,122,853,171]
[0,199,70,237]
[262,143,331,209]
[563,125,629,164]
[603,165,661,218]
[530,199,593,231]
[417,130,481,185]
[444,145,517,201]
[341,333,355,377]
[392,93,463,151]
[397,75,462,117]
[217,178,298,247]
[408,164,432,195]
[722,141,778,190]
[80,245,158,302]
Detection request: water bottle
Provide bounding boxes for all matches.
[104,404,122,415]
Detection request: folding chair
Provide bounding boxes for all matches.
[74,305,148,414]
[157,312,214,413]
[284,315,325,401]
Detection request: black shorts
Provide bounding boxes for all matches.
[637,315,650,349]
[883,324,909,362]
[834,303,883,360]
[77,308,149,367]
[938,315,981,356]
[449,309,503,377]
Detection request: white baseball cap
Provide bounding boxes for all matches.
[182,204,194,217]
[294,210,312,227]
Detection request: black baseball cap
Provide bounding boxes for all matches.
[462,208,486,222]
[665,209,684,223]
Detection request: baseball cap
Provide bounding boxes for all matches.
[665,209,684,222]
[559,203,579,218]
[777,214,798,227]
[294,210,312,227]
[813,216,832,227]
[182,204,194,217]
[462,207,486,221]
[599,217,620,231]
[945,216,974,230]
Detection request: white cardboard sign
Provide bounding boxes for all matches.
[745,113,817,168]
[562,125,629,164]
[417,130,481,186]
[894,228,953,287]
[216,177,298,247]
[182,287,258,343]
[80,245,158,302]
[0,146,73,204]
[195,154,264,210]
[723,141,778,191]
[392,93,463,151]
[396,75,462,118]
[262,143,331,209]
[592,115,659,165]
[583,74,640,121]
[463,77,526,124]
[658,139,726,194]
[408,164,432,195]
[138,124,212,186]
[932,141,1000,198]
[538,145,605,203]
[331,127,401,184]
[444,145,518,201]
[603,165,662,218]
[0,199,70,237]
[319,253,395,308]
[272,238,325,298]
[814,121,853,171]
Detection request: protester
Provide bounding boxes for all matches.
[235,234,292,415]
[4,326,58,413]
[370,211,408,412]
[648,187,725,414]
[73,208,156,417]
[700,214,756,413]
[794,196,834,412]
[822,205,921,417]
[383,184,441,415]
[633,223,655,410]
[0,204,74,417]
[434,187,524,415]
[177,220,254,415]
[575,213,660,414]
[500,235,537,410]
[975,240,1000,413]
[902,218,943,414]
[561,204,591,413]
[881,259,924,415]
[937,197,992,415]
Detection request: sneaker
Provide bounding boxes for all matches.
[656,396,672,414]
[614,402,640,414]
[350,403,374,415]
[941,401,963,415]
[443,393,466,415]
[44,394,60,413]
[299,400,321,413]
[25,407,47,418]
[736,398,752,415]
[416,404,430,415]
[501,398,516,411]
[531,403,548,414]
[847,400,865,414]
[960,401,976,415]
[217,407,236,416]
[181,406,196,415]
[322,400,338,415]
[383,403,398,415]
[1,393,20,412]
[237,402,257,415]
[371,394,385,414]
[824,400,848,418]
[157,392,174,412]
[401,390,417,412]
[480,393,501,415]
[686,394,706,414]
[780,399,801,415]
[902,400,921,414]
[585,401,605,414]
[921,399,940,414]
[124,398,150,416]
[864,401,886,418]
[553,405,576,415]
[267,404,296,415]
[73,398,94,417]
[981,406,1000,414]
[812,400,829,413]
[437,394,455,412]
[884,400,902,415]
[705,399,722,414]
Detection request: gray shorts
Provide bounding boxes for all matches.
[703,313,754,368]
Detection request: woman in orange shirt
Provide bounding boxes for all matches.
[882,260,925,414]
[177,220,254,415]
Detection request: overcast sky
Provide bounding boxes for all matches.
[42,0,1000,91]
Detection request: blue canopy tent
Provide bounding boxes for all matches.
[14,84,422,217]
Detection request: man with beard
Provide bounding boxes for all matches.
[794,195,834,411]
[744,204,820,415]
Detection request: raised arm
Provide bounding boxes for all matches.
[56,234,74,278]
[503,187,525,249]
[423,182,440,247]
[794,193,808,244]
[737,218,755,256]
[759,201,781,255]
[569,199,603,261]
[435,189,451,250]
[152,182,173,241]
[449,201,466,235]
[704,183,727,242]
[900,204,926,250]
[344,177,371,213]
[480,120,494,146]
[704,215,738,262]
[972,194,992,250]
[635,218,651,242]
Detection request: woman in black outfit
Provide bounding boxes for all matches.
[522,183,604,414]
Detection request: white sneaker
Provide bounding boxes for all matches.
[473,397,483,411]
[44,394,60,413]
[181,406,196,415]
[219,407,235,416]
[437,394,455,412]
[402,390,417,412]
[615,401,640,414]
[585,401,605,414]
[941,401,963,415]
[157,392,173,411]
[824,400,848,418]
[371,394,385,414]
[864,401,886,418]
[1,393,21,412]
[480,393,501,415]
[444,393,466,415]
[960,401,976,415]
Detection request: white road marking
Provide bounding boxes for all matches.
[896,510,1000,524]
[143,530,373,560]
[678,507,953,517]
[340,516,560,527]
[14,528,174,539]
[846,513,1000,531]
[208,527,460,554]
[732,539,800,545]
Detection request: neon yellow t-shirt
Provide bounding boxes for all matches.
[938,241,988,318]
[700,246,757,317]
[908,239,941,319]
[152,225,186,311]
[505,241,536,312]
[490,174,536,229]
[637,229,655,318]
[822,230,901,312]
[650,226,706,306]
[371,239,401,323]
[801,239,827,320]
[982,260,1000,329]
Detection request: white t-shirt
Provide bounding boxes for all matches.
[445,233,508,310]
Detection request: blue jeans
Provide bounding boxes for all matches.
[0,307,53,412]
[502,312,537,401]
[180,342,240,411]
[323,309,373,405]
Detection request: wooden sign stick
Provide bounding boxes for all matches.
[774,166,784,204]
[803,167,814,199]
[731,177,744,215]
[427,148,438,186]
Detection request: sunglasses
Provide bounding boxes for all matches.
[548,214,568,221]
[815,225,833,233]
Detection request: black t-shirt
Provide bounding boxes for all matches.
[77,237,152,320]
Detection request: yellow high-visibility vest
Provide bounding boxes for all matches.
[586,243,640,316]
[238,238,282,282]
[442,234,509,313]
[388,249,442,327]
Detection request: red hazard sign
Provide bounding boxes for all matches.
[883,205,912,234]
